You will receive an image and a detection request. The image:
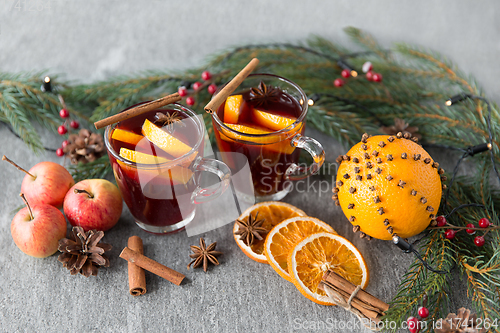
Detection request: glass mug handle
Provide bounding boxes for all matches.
[190,156,231,204]
[285,134,325,181]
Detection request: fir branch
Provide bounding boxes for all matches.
[68,155,111,182]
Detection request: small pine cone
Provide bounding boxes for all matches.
[63,129,105,164]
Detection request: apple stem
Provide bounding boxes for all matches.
[2,155,36,179]
[74,188,94,199]
[19,193,34,220]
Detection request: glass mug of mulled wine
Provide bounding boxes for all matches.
[211,73,325,202]
[104,102,231,234]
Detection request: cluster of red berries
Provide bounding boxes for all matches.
[56,108,79,157]
[178,70,218,106]
[437,215,491,247]
[333,62,383,88]
[407,306,429,333]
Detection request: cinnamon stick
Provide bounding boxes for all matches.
[323,270,389,313]
[127,236,147,296]
[94,92,182,129]
[204,58,259,114]
[120,247,185,286]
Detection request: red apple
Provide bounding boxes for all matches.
[3,156,74,208]
[63,179,123,231]
[11,194,67,258]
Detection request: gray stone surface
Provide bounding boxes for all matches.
[0,1,490,332]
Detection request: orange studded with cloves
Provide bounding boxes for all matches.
[332,133,445,240]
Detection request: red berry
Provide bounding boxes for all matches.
[341,69,350,78]
[70,120,79,129]
[207,84,217,95]
[474,236,485,247]
[478,218,490,228]
[186,97,195,106]
[178,86,188,97]
[466,223,476,235]
[436,216,447,227]
[445,229,456,240]
[59,108,69,118]
[362,61,373,73]
[407,316,420,333]
[333,78,345,87]
[366,71,374,81]
[56,148,64,157]
[201,71,212,81]
[372,73,383,82]
[192,82,202,91]
[58,125,67,135]
[61,140,69,148]
[418,306,430,319]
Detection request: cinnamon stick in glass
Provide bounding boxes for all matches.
[94,92,182,129]
[204,58,259,114]
[127,236,147,296]
[120,247,185,286]
[322,270,389,320]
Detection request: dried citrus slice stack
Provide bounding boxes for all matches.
[287,232,369,305]
[264,217,337,281]
[233,201,306,263]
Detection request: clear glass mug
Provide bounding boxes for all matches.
[211,73,325,202]
[104,102,231,234]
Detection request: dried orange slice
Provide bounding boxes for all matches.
[142,119,193,158]
[252,109,296,131]
[264,217,337,282]
[119,148,169,164]
[288,232,369,305]
[224,95,247,124]
[233,201,306,263]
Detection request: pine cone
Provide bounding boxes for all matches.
[63,129,105,164]
[58,226,112,277]
[380,118,422,139]
[434,308,486,333]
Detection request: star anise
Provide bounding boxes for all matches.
[434,308,486,333]
[234,212,268,246]
[187,238,223,272]
[57,226,112,277]
[248,81,281,107]
[380,118,421,139]
[153,111,185,132]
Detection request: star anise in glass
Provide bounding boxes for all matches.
[187,238,223,272]
[248,81,281,107]
[380,118,421,139]
[234,212,268,246]
[57,226,112,277]
[154,111,185,132]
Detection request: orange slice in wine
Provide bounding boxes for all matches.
[142,119,193,159]
[219,123,300,155]
[119,148,169,164]
[118,148,193,185]
[224,95,247,124]
[252,109,296,131]
[111,128,144,146]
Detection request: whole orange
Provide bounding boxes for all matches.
[333,133,445,240]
